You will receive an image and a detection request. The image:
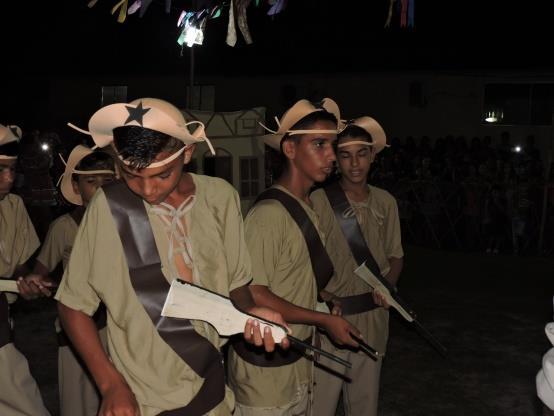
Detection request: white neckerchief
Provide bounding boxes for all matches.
[342,188,384,227]
[150,195,196,280]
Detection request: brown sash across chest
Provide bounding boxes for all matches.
[323,182,381,315]
[103,181,225,416]
[232,187,332,367]
[256,188,334,293]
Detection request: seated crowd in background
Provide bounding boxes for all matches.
[11,128,554,256]
[362,132,551,255]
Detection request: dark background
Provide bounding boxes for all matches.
[2,0,554,79]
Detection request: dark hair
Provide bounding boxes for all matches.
[113,126,184,169]
[72,151,115,182]
[271,107,338,179]
[0,141,19,158]
[338,124,372,145]
[280,110,338,149]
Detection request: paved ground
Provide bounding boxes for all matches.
[10,245,554,415]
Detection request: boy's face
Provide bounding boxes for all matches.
[283,120,337,184]
[118,150,190,205]
[72,173,115,206]
[337,137,375,186]
[0,159,16,200]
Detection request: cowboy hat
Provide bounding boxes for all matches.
[68,98,214,165]
[0,124,22,159]
[261,98,342,151]
[338,116,388,153]
[58,145,115,206]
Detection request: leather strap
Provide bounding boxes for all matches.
[231,335,311,367]
[103,182,224,415]
[339,293,378,315]
[323,182,388,312]
[255,188,333,293]
[0,292,11,348]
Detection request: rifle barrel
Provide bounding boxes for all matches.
[352,335,380,361]
[288,335,352,368]
[412,319,448,357]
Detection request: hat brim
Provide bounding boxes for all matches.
[60,145,94,205]
[350,117,387,153]
[86,103,206,149]
[263,134,285,151]
[0,124,22,157]
[262,98,341,152]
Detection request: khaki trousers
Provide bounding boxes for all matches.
[233,383,309,416]
[0,343,51,416]
[313,336,382,416]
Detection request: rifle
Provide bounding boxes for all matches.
[162,280,358,367]
[355,263,447,357]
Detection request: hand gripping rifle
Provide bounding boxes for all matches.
[161,280,356,367]
[355,263,447,357]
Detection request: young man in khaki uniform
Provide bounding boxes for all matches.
[228,99,362,416]
[311,117,403,416]
[0,123,51,416]
[55,98,286,416]
[27,146,115,416]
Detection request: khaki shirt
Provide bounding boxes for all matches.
[36,213,78,271]
[0,193,39,279]
[0,193,39,304]
[228,185,322,407]
[311,185,403,353]
[55,174,252,416]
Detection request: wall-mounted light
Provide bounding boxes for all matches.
[484,109,503,123]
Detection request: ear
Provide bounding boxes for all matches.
[369,147,377,163]
[184,144,196,164]
[71,179,80,195]
[281,139,296,161]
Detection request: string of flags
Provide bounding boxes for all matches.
[86,0,414,48]
[87,0,288,47]
[384,0,415,29]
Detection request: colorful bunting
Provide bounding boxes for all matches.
[87,0,288,46]
[385,0,415,29]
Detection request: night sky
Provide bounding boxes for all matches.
[2,0,554,80]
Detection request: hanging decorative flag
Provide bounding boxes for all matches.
[88,0,289,46]
[111,0,129,23]
[408,0,415,28]
[400,0,408,28]
[385,0,414,29]
[128,0,141,15]
[226,0,237,46]
[384,0,395,28]
[267,0,286,16]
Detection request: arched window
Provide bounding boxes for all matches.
[203,148,232,184]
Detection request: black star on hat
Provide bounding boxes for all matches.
[8,126,20,139]
[124,101,150,126]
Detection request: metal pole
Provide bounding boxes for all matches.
[188,45,195,109]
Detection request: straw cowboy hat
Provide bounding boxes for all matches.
[338,116,389,154]
[68,98,214,167]
[261,98,342,151]
[0,124,22,159]
[58,145,115,206]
